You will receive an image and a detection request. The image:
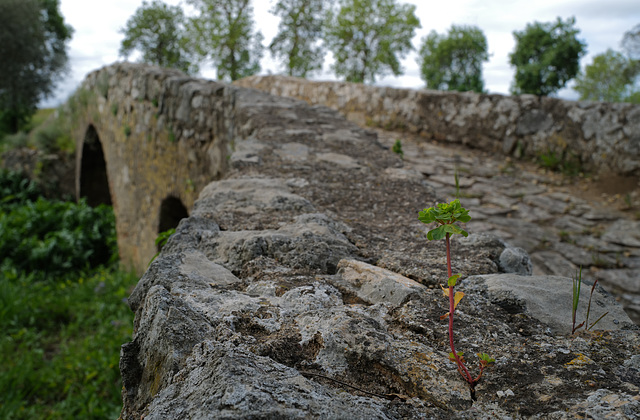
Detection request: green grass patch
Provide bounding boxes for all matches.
[0,170,137,419]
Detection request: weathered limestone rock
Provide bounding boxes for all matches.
[602,220,640,247]
[118,72,640,419]
[498,247,533,276]
[462,273,635,334]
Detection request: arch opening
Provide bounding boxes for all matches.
[79,125,112,207]
[158,196,188,250]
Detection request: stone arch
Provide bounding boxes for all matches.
[78,124,112,207]
[158,196,189,234]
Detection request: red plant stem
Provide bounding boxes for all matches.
[445,232,474,385]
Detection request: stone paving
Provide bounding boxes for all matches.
[375,128,640,325]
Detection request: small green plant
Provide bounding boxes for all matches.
[168,126,176,143]
[97,72,109,98]
[558,230,572,242]
[571,266,608,334]
[185,178,195,193]
[418,199,493,400]
[149,228,176,265]
[111,103,118,116]
[152,97,159,108]
[124,125,131,137]
[392,139,404,158]
[537,148,582,176]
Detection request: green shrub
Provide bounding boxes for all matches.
[0,131,29,152]
[0,169,133,418]
[0,171,117,276]
[0,169,42,205]
[32,123,64,154]
[0,198,117,275]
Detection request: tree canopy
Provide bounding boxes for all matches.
[324,0,420,83]
[187,0,263,81]
[0,0,73,134]
[418,25,489,93]
[509,17,586,96]
[621,23,640,60]
[269,0,329,77]
[573,35,640,104]
[119,0,199,75]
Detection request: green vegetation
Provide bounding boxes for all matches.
[573,41,640,103]
[150,228,176,265]
[418,25,489,93]
[391,139,403,158]
[324,0,420,83]
[0,170,137,419]
[0,0,73,135]
[120,0,199,75]
[536,148,583,176]
[418,199,493,400]
[622,23,640,59]
[187,0,264,81]
[269,0,329,77]
[510,17,586,96]
[0,106,75,157]
[571,266,608,334]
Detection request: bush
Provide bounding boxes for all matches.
[0,169,133,419]
[0,130,29,152]
[0,170,118,276]
[0,169,43,204]
[32,121,74,154]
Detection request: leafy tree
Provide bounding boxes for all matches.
[0,0,73,134]
[573,49,640,103]
[418,25,489,93]
[621,23,640,60]
[509,17,586,96]
[187,0,264,81]
[324,0,420,83]
[119,0,199,75]
[269,0,330,77]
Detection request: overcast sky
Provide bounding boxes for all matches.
[43,0,640,107]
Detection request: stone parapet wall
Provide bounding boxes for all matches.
[236,76,640,176]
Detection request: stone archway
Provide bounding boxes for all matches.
[78,124,111,207]
[158,196,188,234]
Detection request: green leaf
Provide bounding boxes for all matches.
[478,353,495,363]
[426,225,446,241]
[418,208,436,224]
[457,213,471,223]
[448,274,460,287]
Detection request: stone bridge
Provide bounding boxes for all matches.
[70,63,639,274]
[64,63,640,418]
[71,63,240,272]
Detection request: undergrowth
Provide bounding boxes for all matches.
[0,170,137,419]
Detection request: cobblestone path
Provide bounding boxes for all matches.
[377,128,640,325]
